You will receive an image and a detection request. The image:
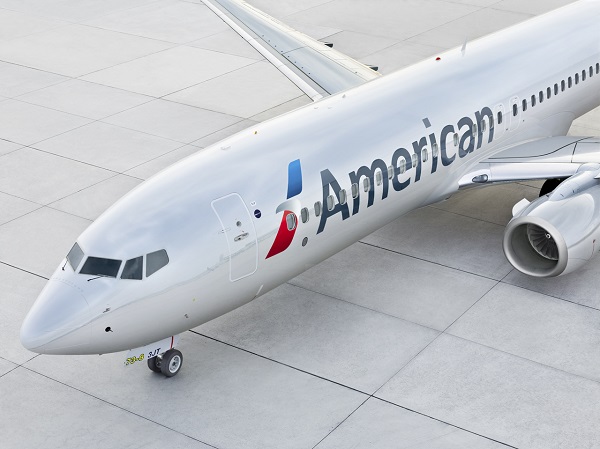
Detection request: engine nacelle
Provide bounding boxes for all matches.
[503,166,600,277]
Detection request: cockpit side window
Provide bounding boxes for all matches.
[121,256,143,280]
[146,250,169,277]
[80,257,122,278]
[67,243,84,271]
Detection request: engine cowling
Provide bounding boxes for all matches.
[503,166,600,277]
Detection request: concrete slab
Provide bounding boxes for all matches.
[49,175,142,221]
[33,122,184,172]
[0,24,174,77]
[362,207,514,280]
[0,358,16,377]
[189,28,264,60]
[103,99,242,143]
[124,145,201,180]
[0,0,152,22]
[0,207,91,278]
[24,332,367,449]
[18,79,154,120]
[191,119,259,148]
[85,0,229,44]
[0,367,212,449]
[166,61,305,119]
[0,61,68,98]
[0,192,39,226]
[449,283,600,381]
[291,242,497,331]
[0,8,65,42]
[503,259,600,309]
[199,283,440,393]
[407,8,532,49]
[0,99,90,146]
[377,334,600,449]
[286,0,480,41]
[248,0,336,18]
[82,46,255,97]
[315,397,508,449]
[0,264,46,365]
[0,147,113,204]
[492,0,577,15]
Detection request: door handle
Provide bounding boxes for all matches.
[234,232,249,242]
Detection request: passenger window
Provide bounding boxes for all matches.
[522,99,527,112]
[531,94,536,107]
[314,201,322,217]
[363,177,370,192]
[387,165,394,180]
[554,84,558,95]
[582,70,586,81]
[490,116,494,129]
[67,243,84,271]
[422,148,428,162]
[596,63,599,74]
[339,189,347,206]
[512,103,518,116]
[286,213,297,231]
[539,91,544,103]
[472,123,477,135]
[561,80,565,91]
[300,207,309,224]
[432,142,439,158]
[453,133,459,146]
[146,250,169,277]
[481,119,486,132]
[351,183,359,199]
[568,76,573,88]
[411,153,418,168]
[375,170,382,186]
[590,66,594,77]
[326,195,335,211]
[575,73,579,84]
[547,87,551,99]
[398,158,406,174]
[497,111,503,125]
[121,256,143,280]
[81,257,122,278]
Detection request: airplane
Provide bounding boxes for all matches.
[20,0,600,377]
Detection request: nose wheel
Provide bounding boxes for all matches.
[147,349,183,377]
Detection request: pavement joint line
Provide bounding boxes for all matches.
[358,240,507,282]
[310,397,371,449]
[15,364,221,449]
[0,261,48,280]
[190,330,515,448]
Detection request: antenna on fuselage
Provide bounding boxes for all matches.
[461,36,468,56]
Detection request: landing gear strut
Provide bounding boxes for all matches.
[147,349,184,377]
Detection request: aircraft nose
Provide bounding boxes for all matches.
[21,279,92,353]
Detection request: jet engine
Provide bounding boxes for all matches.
[503,164,600,277]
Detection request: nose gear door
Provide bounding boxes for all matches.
[211,193,258,281]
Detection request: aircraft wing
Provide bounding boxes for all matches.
[458,136,600,187]
[201,0,381,101]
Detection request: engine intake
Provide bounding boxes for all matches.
[503,216,568,277]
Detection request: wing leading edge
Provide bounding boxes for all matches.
[201,0,381,101]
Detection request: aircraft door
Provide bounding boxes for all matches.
[211,193,258,281]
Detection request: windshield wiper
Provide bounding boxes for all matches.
[87,274,111,282]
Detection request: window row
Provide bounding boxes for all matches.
[512,62,600,116]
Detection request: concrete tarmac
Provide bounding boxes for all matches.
[1,1,599,448]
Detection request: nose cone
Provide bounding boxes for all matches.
[21,278,92,354]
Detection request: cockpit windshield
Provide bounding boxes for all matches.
[66,243,84,271]
[80,257,122,278]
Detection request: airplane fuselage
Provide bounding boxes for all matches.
[21,0,600,355]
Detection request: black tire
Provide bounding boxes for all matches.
[539,178,566,197]
[147,356,161,373]
[160,349,183,377]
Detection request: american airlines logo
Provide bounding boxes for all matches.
[266,159,303,259]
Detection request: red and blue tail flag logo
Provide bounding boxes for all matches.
[266,160,302,259]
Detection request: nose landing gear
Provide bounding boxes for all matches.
[148,348,184,377]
